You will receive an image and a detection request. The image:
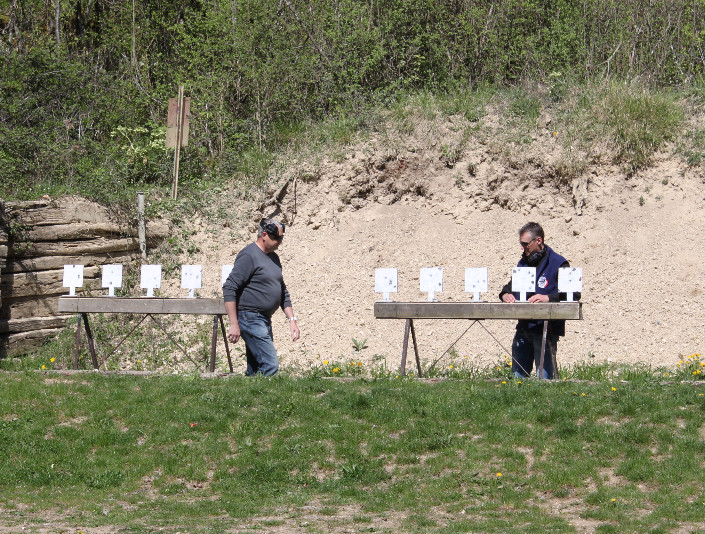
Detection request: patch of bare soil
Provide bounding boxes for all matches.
[168,115,705,377]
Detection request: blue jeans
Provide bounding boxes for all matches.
[238,310,278,376]
[511,327,559,379]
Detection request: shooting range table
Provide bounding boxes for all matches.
[58,297,233,372]
[374,301,583,377]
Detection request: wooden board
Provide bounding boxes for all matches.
[58,297,227,315]
[374,301,582,320]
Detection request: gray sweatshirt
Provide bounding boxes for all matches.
[222,242,292,317]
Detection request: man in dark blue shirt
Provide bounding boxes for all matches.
[223,219,300,376]
[499,222,578,379]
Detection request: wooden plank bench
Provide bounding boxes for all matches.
[58,297,233,372]
[374,301,583,377]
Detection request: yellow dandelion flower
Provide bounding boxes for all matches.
[581,393,586,397]
[323,360,329,365]
[700,362,705,367]
[41,365,46,370]
[449,365,454,369]
[358,362,362,366]
[694,371,698,376]
[611,387,617,391]
[517,381,522,384]
[496,472,502,477]
[50,357,55,363]
[333,368,340,373]
[502,381,507,385]
[611,498,616,502]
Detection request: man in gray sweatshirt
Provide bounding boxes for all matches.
[222,219,300,375]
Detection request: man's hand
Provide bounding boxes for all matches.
[501,293,516,303]
[228,323,241,343]
[527,294,549,303]
[290,321,300,342]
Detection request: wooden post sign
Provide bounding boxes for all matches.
[166,86,190,200]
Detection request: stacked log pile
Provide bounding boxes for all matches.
[0,197,169,357]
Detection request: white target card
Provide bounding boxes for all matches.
[465,267,488,301]
[101,264,123,296]
[62,264,84,296]
[375,268,398,301]
[558,267,583,301]
[512,267,536,302]
[140,264,162,297]
[420,267,443,301]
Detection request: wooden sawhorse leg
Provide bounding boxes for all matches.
[400,319,423,377]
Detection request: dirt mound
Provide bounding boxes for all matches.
[177,114,705,375]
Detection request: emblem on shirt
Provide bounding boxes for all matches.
[537,275,548,289]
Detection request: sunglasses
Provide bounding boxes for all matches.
[267,231,284,242]
[520,237,537,248]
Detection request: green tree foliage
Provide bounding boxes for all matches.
[1,0,704,201]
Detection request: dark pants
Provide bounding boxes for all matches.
[511,327,559,379]
[238,310,278,376]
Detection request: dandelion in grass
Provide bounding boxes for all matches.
[449,365,454,369]
[496,472,502,477]
[323,360,329,365]
[357,362,362,367]
[50,357,55,363]
[582,393,586,397]
[517,381,522,384]
[611,498,616,503]
[41,365,46,370]
[611,387,617,391]
[502,381,507,385]
[333,367,340,373]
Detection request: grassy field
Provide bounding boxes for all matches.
[1,369,704,533]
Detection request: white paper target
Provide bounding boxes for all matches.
[101,264,123,296]
[222,265,233,287]
[181,265,202,289]
[420,267,443,300]
[558,267,583,293]
[464,268,488,293]
[375,268,398,293]
[140,264,162,297]
[63,265,84,296]
[512,267,535,301]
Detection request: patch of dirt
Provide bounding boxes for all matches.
[165,113,705,377]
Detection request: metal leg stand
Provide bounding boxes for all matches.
[210,315,218,373]
[409,319,422,377]
[401,319,411,376]
[218,315,234,373]
[74,314,82,370]
[538,321,548,379]
[82,313,99,369]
